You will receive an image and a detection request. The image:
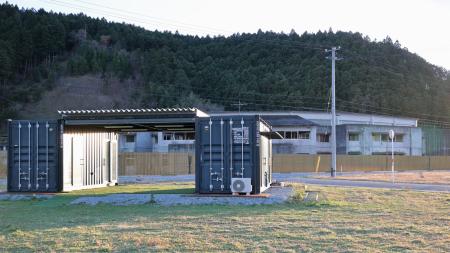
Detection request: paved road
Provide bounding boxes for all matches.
[274,173,450,193]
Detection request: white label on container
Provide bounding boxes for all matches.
[232,127,249,144]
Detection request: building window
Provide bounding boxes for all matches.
[185,132,195,140]
[125,134,135,143]
[348,132,359,141]
[163,133,173,140]
[316,133,330,143]
[372,133,381,142]
[291,131,298,139]
[298,131,310,139]
[394,134,404,142]
[285,131,292,139]
[151,133,158,144]
[381,133,390,142]
[279,131,309,139]
[372,132,403,142]
[174,132,185,140]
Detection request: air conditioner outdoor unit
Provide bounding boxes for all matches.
[231,178,252,194]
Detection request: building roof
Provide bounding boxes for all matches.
[209,110,418,127]
[59,107,208,131]
[260,115,317,127]
[58,108,208,117]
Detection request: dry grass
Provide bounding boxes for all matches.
[0,183,449,252]
[325,170,450,185]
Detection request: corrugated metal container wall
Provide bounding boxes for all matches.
[62,128,118,191]
[8,120,61,192]
[195,116,272,194]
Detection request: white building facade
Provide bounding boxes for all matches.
[119,111,423,156]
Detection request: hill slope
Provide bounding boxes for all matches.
[0,3,449,133]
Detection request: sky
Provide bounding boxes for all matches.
[5,0,450,69]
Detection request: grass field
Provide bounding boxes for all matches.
[0,182,449,252]
[318,170,450,185]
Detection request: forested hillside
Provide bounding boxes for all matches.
[1,3,449,133]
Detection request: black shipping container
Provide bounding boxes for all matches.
[195,115,273,194]
[7,120,61,192]
[7,120,119,192]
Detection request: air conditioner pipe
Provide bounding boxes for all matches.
[45,122,50,189]
[209,167,213,191]
[220,119,224,191]
[220,167,224,190]
[18,122,21,189]
[241,118,245,178]
[229,119,233,188]
[28,122,31,189]
[36,122,39,189]
[209,119,213,191]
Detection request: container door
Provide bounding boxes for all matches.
[259,134,270,188]
[230,117,252,180]
[72,136,84,187]
[199,118,229,193]
[198,117,253,193]
[103,140,110,182]
[8,120,60,192]
[110,140,118,182]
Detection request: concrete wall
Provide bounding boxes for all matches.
[119,132,153,152]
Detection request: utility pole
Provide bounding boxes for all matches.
[231,100,247,113]
[326,46,341,177]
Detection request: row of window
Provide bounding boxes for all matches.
[278,131,404,143]
[163,132,195,141]
[371,133,403,142]
[349,132,404,142]
[277,131,310,139]
[125,132,195,143]
[126,131,403,143]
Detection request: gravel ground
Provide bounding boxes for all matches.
[70,186,294,206]
[0,194,54,201]
[119,175,195,184]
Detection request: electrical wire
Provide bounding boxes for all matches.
[7,0,450,127]
[39,0,331,51]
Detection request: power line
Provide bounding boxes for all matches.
[10,0,450,126]
[139,89,329,111]
[40,0,220,35]
[71,0,233,34]
[39,0,332,51]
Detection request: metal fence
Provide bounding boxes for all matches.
[118,152,195,176]
[118,152,450,176]
[273,154,450,173]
